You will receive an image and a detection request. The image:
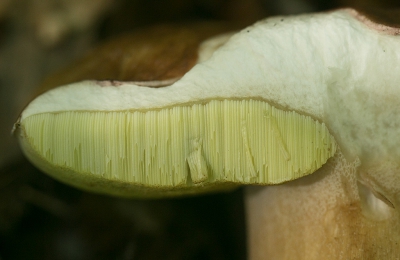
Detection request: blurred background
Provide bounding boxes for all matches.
[0,0,398,259]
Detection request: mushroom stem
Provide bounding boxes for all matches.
[245,150,400,259]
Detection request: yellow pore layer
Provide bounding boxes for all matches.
[21,99,336,195]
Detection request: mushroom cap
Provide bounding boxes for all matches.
[15,9,400,198]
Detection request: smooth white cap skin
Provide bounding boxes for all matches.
[20,9,400,166]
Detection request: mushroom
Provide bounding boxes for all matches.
[14,8,400,259]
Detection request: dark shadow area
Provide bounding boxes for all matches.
[0,158,246,260]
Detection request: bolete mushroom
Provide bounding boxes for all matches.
[14,8,400,259]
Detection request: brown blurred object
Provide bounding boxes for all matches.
[39,23,237,94]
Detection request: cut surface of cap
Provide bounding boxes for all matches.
[15,8,400,197]
[18,99,335,197]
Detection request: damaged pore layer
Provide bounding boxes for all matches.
[18,99,335,197]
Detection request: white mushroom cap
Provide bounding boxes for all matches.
[15,9,400,197]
